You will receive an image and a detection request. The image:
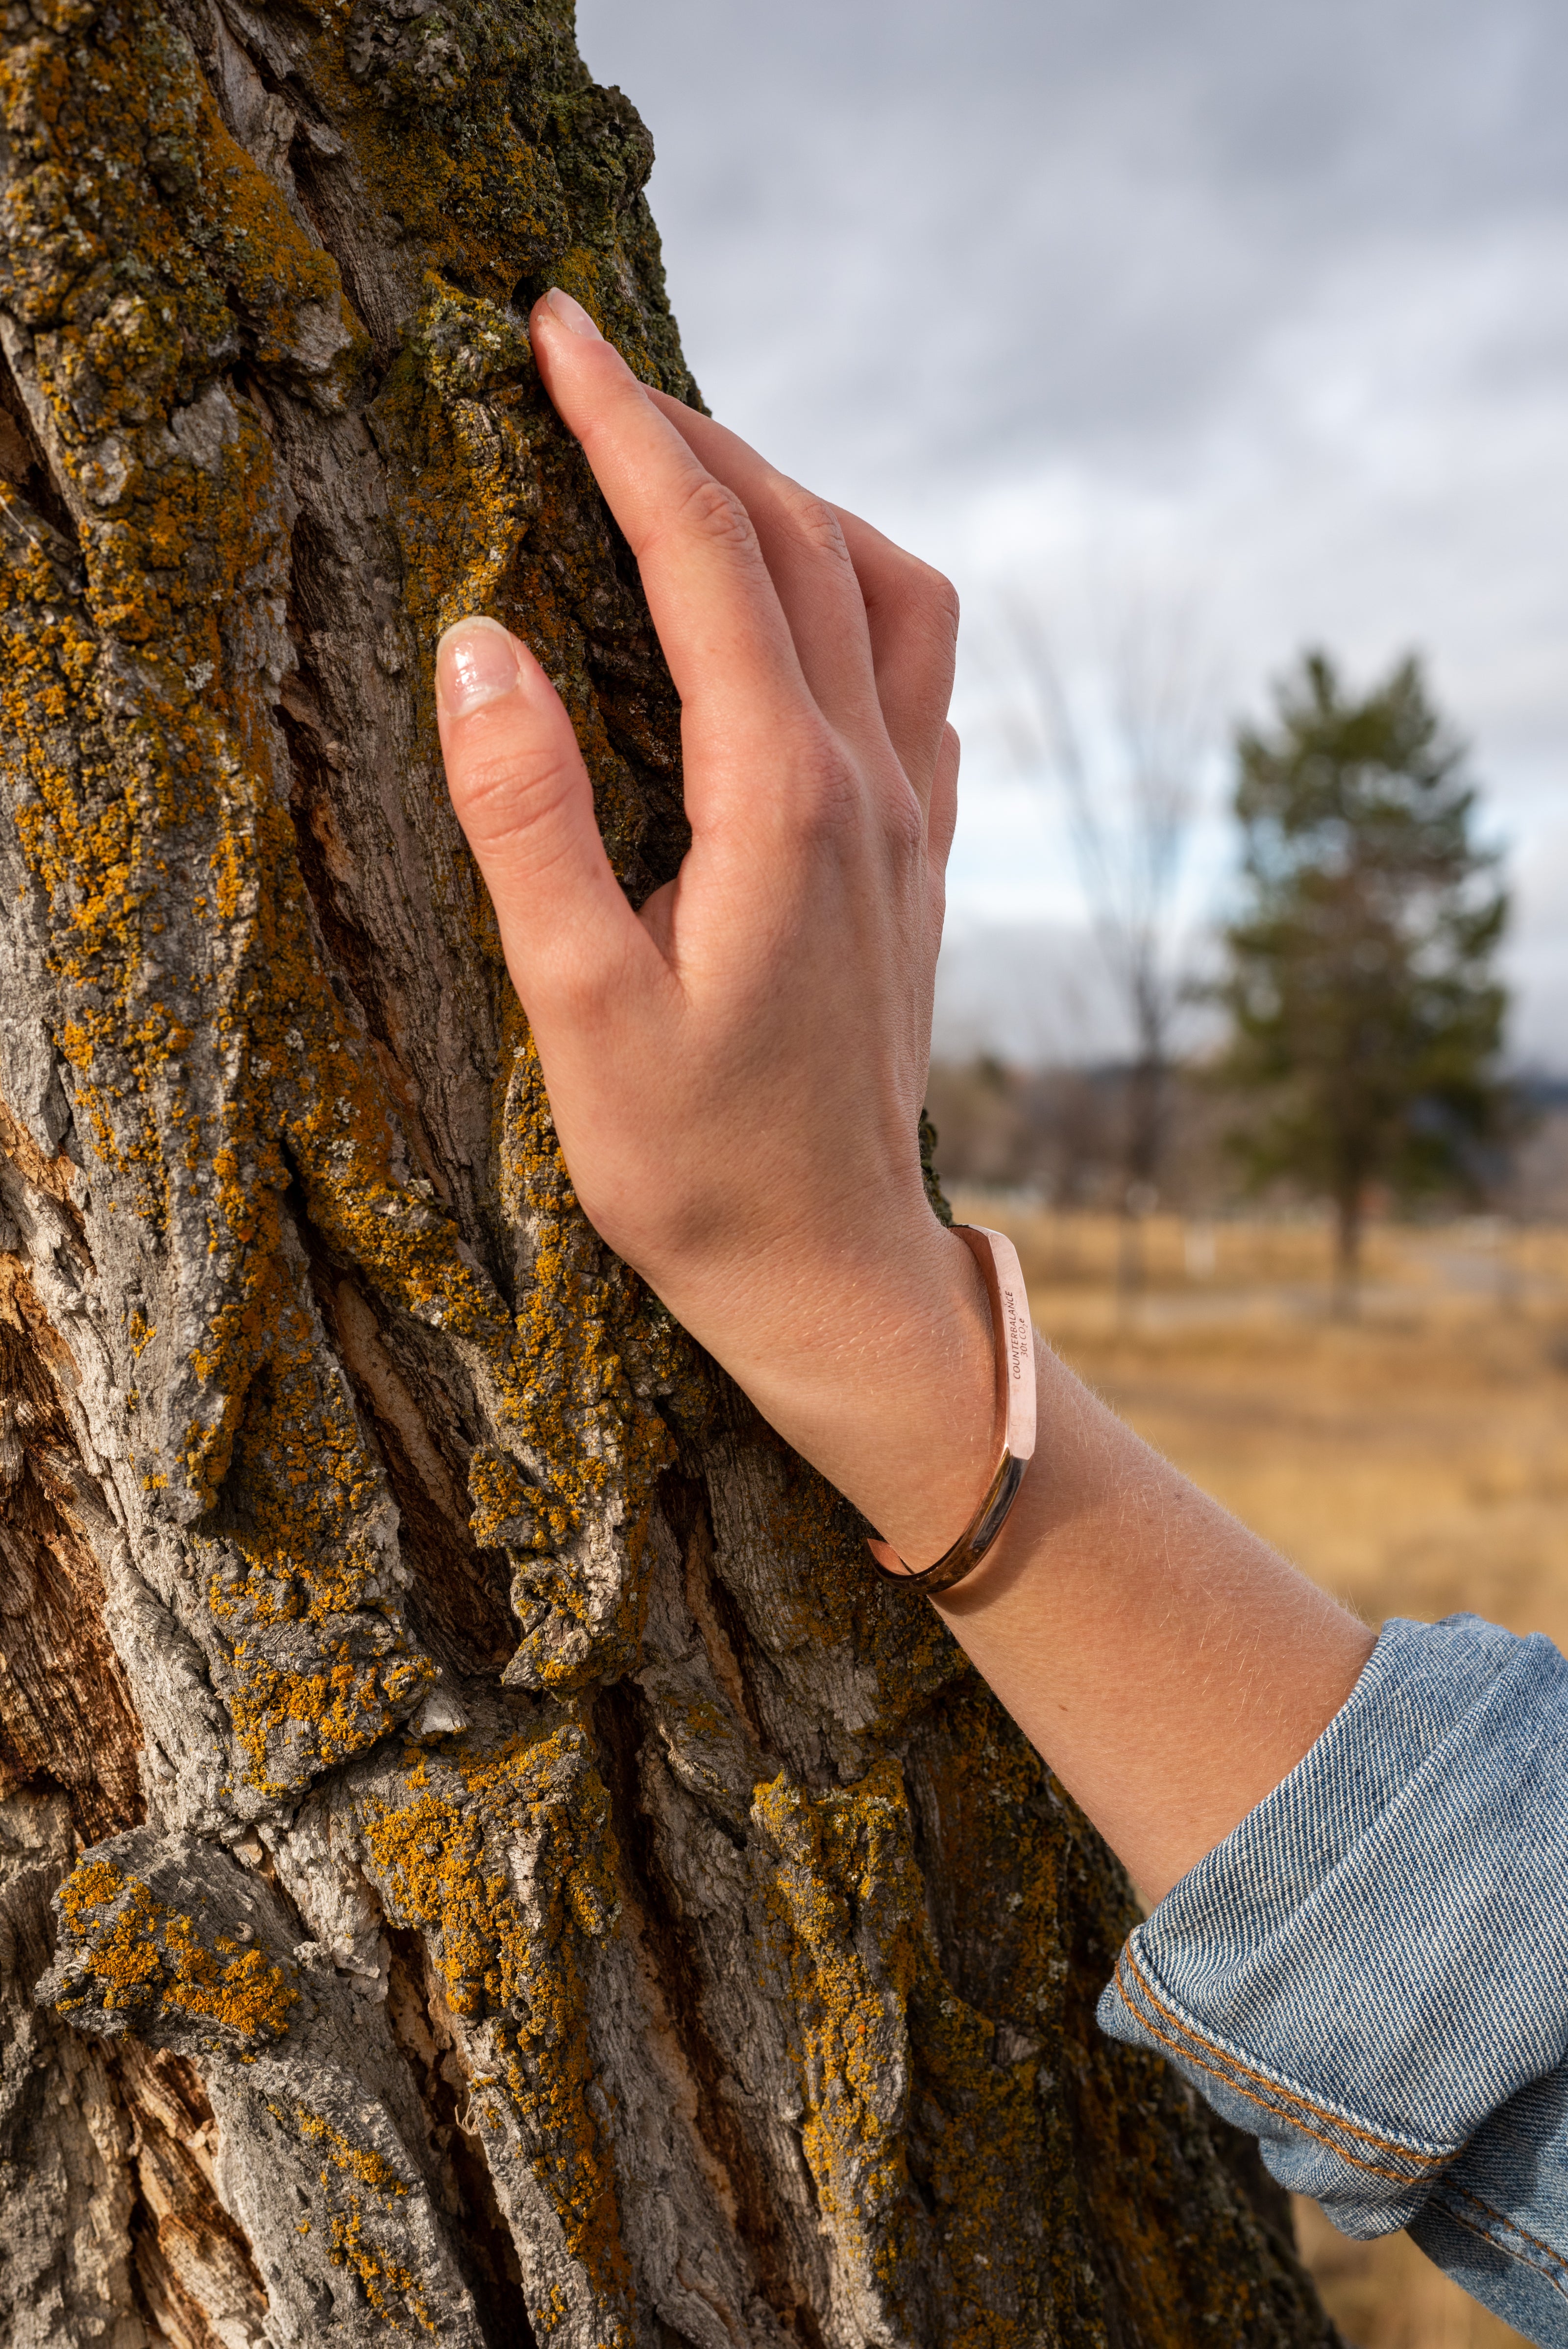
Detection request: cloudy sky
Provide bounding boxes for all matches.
[576,0,1568,1065]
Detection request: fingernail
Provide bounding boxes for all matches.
[436,616,523,717]
[544,286,603,341]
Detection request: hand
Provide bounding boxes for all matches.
[437,291,1377,1902]
[437,289,995,1567]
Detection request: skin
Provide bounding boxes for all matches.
[436,287,1375,1905]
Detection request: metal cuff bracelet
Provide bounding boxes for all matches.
[866,1223,1036,1596]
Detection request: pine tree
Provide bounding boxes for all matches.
[1221,651,1509,1308]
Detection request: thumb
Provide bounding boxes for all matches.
[436,617,644,1010]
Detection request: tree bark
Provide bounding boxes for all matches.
[0,4,1344,2342]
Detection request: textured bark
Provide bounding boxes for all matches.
[0,3,1344,2342]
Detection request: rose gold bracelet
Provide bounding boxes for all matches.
[866,1223,1036,1596]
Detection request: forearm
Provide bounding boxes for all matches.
[931,1341,1373,1905]
[710,1218,1373,1906]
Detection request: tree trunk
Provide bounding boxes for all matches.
[0,5,1344,2343]
[1332,1192,1363,1321]
[1114,1052,1163,1322]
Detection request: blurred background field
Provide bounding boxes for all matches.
[951,1188,1563,2346]
[948,1196,1568,1656]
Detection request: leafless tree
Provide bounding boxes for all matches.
[989,590,1218,1302]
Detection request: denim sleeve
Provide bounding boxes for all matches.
[1097,1613,1568,2345]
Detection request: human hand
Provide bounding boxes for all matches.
[436,288,995,1567]
[437,293,1380,1902]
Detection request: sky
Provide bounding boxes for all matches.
[575,0,1568,1066]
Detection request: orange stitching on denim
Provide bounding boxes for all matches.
[1435,2192,1568,2303]
[1117,1947,1451,2180]
[1449,2185,1568,2286]
[1120,1946,1450,2167]
[1115,1973,1425,2187]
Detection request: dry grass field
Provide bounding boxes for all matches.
[951,1196,1568,2349]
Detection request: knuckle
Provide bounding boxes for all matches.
[903,556,960,640]
[540,923,641,1034]
[881,776,926,864]
[448,735,575,844]
[791,732,860,833]
[778,482,851,565]
[669,472,758,558]
[550,956,613,1029]
[922,563,961,635]
[764,725,859,849]
[882,551,959,642]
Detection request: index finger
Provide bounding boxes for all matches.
[529,293,815,812]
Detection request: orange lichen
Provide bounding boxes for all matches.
[753,1762,923,2241]
[2,0,705,1815]
[295,2105,410,2197]
[271,2102,437,2334]
[329,2204,436,2336]
[753,1745,1065,2348]
[485,1021,693,1690]
[357,1721,632,2332]
[55,1858,298,2041]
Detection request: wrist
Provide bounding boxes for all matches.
[677,1211,1000,1571]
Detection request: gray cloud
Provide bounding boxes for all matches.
[577,0,1568,1063]
[582,0,1568,470]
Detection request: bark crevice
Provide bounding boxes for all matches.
[0,351,77,552]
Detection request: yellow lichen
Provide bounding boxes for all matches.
[357,1721,631,2334]
[330,2204,436,2336]
[754,1743,1064,2348]
[56,1859,298,2041]
[294,2103,410,2196]
[753,1762,923,2244]
[0,0,703,1817]
[270,2102,437,2335]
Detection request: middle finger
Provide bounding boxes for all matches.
[646,389,891,762]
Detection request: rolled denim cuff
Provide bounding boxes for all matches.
[1098,1613,1568,2240]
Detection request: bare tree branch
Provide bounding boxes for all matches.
[983,587,1218,1287]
